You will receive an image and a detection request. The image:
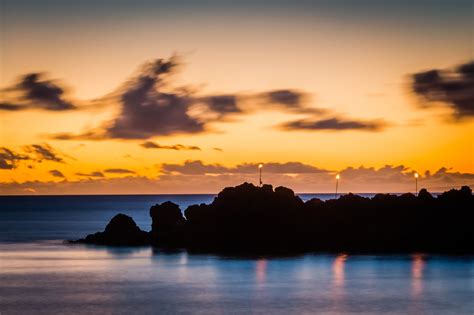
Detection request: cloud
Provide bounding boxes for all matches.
[104,168,135,174]
[46,58,327,140]
[411,60,474,119]
[202,95,241,116]
[213,147,223,152]
[161,160,329,175]
[278,116,387,131]
[162,160,229,175]
[76,171,104,178]
[0,147,30,169]
[23,144,66,163]
[1,163,472,195]
[2,57,384,139]
[0,73,76,111]
[260,89,321,114]
[140,141,201,151]
[49,170,65,178]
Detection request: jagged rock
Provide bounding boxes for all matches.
[72,214,150,246]
[149,201,187,246]
[72,184,473,254]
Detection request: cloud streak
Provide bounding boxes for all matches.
[140,141,201,151]
[411,60,474,119]
[0,73,76,111]
[2,56,390,138]
[24,144,66,163]
[161,160,330,175]
[42,57,374,140]
[0,148,30,169]
[76,171,105,178]
[1,163,472,195]
[49,170,65,178]
[104,168,135,174]
[278,117,387,131]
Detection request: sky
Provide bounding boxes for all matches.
[0,0,473,194]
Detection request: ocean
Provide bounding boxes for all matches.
[1,194,473,314]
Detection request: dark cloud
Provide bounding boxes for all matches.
[140,141,201,151]
[53,58,207,140]
[213,147,223,152]
[1,57,382,139]
[258,89,325,115]
[24,144,66,163]
[104,168,135,174]
[203,95,241,115]
[46,58,326,140]
[266,89,302,106]
[278,117,387,131]
[411,60,474,119]
[0,73,76,111]
[161,160,329,175]
[105,58,206,139]
[0,103,26,111]
[49,170,65,178]
[76,171,104,178]
[0,147,30,169]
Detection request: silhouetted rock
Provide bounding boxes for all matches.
[150,201,187,246]
[72,213,150,246]
[417,188,433,200]
[72,184,473,254]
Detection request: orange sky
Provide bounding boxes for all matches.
[1,0,473,194]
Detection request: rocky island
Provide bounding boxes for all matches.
[71,183,474,254]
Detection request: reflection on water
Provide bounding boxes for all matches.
[256,259,267,285]
[1,242,473,315]
[333,253,348,288]
[411,253,425,297]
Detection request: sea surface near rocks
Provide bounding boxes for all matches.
[2,194,472,315]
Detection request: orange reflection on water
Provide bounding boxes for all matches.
[411,253,425,297]
[333,253,348,288]
[256,259,267,285]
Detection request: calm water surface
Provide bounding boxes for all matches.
[0,195,472,314]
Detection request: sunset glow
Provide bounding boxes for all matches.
[1,0,472,194]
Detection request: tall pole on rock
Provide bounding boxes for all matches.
[259,164,263,186]
[414,173,419,196]
[335,174,340,199]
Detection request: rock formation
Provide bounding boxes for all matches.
[71,213,150,246]
[72,183,473,254]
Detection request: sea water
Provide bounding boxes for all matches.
[0,195,472,314]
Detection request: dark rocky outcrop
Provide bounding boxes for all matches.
[71,213,150,246]
[150,201,188,247]
[71,183,473,254]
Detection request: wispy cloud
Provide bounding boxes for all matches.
[23,144,66,163]
[0,73,76,111]
[76,171,104,178]
[278,117,387,131]
[161,160,330,175]
[36,57,352,140]
[104,168,135,174]
[0,147,30,169]
[2,57,394,138]
[411,60,474,119]
[140,141,201,151]
[49,169,65,178]
[1,163,472,195]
